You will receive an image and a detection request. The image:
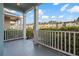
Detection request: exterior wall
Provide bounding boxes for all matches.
[51,24,57,28]
[66,23,76,26]
[4,19,10,30]
[0,3,4,56]
[39,24,49,29]
[58,23,63,28]
[75,22,79,26]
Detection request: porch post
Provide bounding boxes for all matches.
[33,6,39,45]
[0,3,4,55]
[23,13,26,39]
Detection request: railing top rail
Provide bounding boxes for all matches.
[39,30,79,33]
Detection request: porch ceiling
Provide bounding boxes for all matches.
[4,3,40,13]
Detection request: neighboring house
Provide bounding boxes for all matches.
[4,12,21,30]
[65,21,79,27]
[26,21,79,29]
[26,23,57,29]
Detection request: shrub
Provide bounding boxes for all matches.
[26,28,34,39]
[40,26,79,31]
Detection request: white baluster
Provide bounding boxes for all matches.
[73,33,76,55]
[57,32,59,49]
[69,32,71,53]
[52,31,53,47]
[50,31,51,46]
[46,31,47,45]
[55,32,56,48]
[65,32,67,51]
[61,32,63,50]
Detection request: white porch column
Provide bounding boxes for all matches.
[33,6,39,44]
[23,13,26,39]
[0,3,4,55]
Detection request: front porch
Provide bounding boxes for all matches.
[4,39,66,56]
[0,3,79,56]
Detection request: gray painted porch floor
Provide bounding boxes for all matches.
[4,39,66,56]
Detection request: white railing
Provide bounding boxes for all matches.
[38,30,79,56]
[4,30,23,41]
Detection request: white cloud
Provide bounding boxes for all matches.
[11,10,16,13]
[58,15,64,18]
[39,9,43,15]
[4,8,16,13]
[60,4,69,12]
[30,14,33,17]
[42,15,49,19]
[51,16,56,18]
[53,3,59,5]
[67,6,79,13]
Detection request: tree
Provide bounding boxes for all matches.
[48,21,57,24]
[77,17,79,21]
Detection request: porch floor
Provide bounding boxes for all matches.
[4,39,67,56]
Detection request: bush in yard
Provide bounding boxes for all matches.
[26,28,34,39]
[59,26,79,31]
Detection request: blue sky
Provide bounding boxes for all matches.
[26,3,79,24]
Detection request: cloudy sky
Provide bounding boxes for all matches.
[26,3,79,24]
